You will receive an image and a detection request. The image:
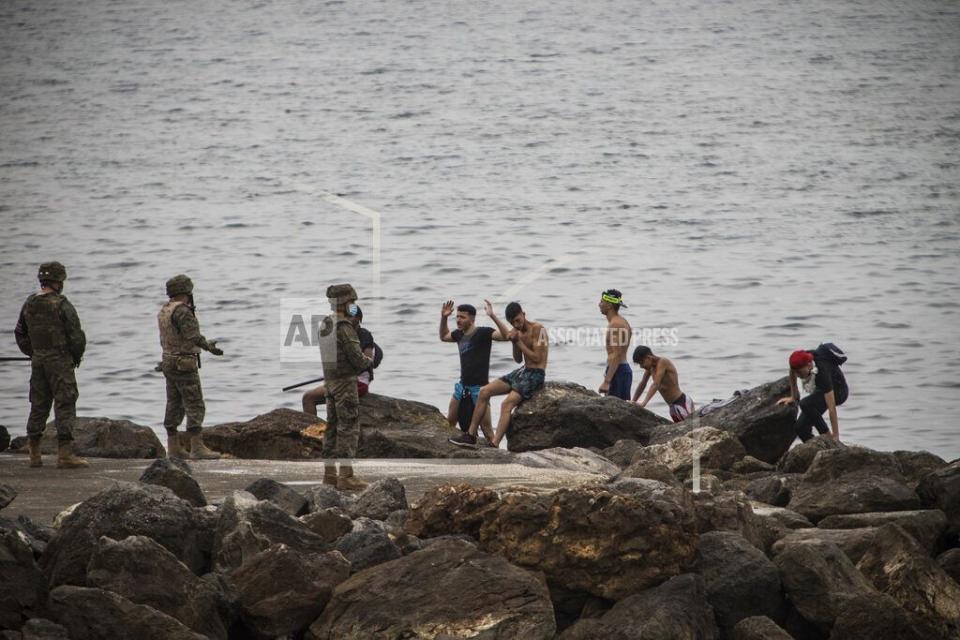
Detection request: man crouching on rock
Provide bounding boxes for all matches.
[320,283,374,490]
[449,301,548,449]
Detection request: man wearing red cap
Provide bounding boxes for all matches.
[776,343,849,442]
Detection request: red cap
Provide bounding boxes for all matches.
[789,350,814,369]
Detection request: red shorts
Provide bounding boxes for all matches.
[357,381,369,397]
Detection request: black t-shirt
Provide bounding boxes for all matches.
[813,356,848,403]
[451,326,495,386]
[357,327,374,352]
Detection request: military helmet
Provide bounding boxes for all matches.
[326,283,358,303]
[38,261,67,282]
[165,274,194,297]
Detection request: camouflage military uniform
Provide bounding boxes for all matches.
[320,286,373,459]
[158,300,218,434]
[14,273,86,442]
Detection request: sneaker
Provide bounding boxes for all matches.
[448,433,478,448]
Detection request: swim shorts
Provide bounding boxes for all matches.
[606,363,633,401]
[500,367,546,400]
[453,381,482,404]
[669,392,694,423]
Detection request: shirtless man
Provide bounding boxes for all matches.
[632,346,694,422]
[449,301,548,448]
[598,289,632,400]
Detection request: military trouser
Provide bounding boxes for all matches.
[162,362,205,434]
[27,352,78,442]
[322,376,361,459]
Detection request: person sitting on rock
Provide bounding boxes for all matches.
[302,305,377,416]
[776,344,849,442]
[632,346,694,422]
[439,299,512,442]
[449,301,548,449]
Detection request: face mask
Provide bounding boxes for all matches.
[347,303,359,317]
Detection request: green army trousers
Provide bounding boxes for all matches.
[27,352,78,442]
[162,359,205,434]
[322,376,361,459]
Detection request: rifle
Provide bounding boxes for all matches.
[0,357,31,362]
[282,376,324,392]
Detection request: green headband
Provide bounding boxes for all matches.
[601,292,627,307]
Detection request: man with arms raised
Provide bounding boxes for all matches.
[598,289,633,400]
[632,346,695,422]
[439,300,511,442]
[450,301,548,449]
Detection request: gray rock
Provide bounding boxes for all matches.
[917,460,960,538]
[733,456,777,474]
[773,539,878,633]
[212,491,330,571]
[515,447,621,477]
[300,508,354,543]
[731,616,793,640]
[601,439,645,468]
[86,535,228,639]
[0,425,9,453]
[244,478,307,516]
[744,474,800,507]
[348,477,408,521]
[41,483,208,587]
[772,527,879,564]
[307,539,556,640]
[19,618,70,640]
[139,458,206,507]
[507,381,670,452]
[226,543,350,638]
[303,484,351,512]
[48,585,206,640]
[558,574,718,640]
[615,460,682,487]
[649,378,798,464]
[750,503,814,529]
[0,484,15,510]
[893,450,948,486]
[0,516,50,557]
[789,446,920,523]
[937,548,960,585]
[632,427,747,473]
[700,531,785,634]
[0,527,46,630]
[202,408,323,459]
[691,490,766,551]
[829,592,951,640]
[856,523,960,638]
[818,509,947,553]
[777,434,843,474]
[9,417,164,458]
[334,517,401,572]
[404,483,502,541]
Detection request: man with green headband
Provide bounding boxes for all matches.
[598,289,633,400]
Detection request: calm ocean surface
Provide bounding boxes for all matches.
[2,0,958,459]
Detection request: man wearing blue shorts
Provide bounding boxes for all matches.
[439,300,511,443]
[598,289,633,400]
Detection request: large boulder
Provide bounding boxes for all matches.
[47,585,206,640]
[937,548,960,585]
[15,618,70,640]
[405,483,502,540]
[558,573,717,640]
[699,531,785,634]
[0,527,47,630]
[649,379,797,464]
[601,439,645,468]
[917,460,960,539]
[334,517,401,571]
[86,535,228,639]
[515,447,621,477]
[507,382,670,452]
[777,434,844,474]
[788,447,921,523]
[202,408,323,459]
[225,543,350,638]
[615,461,682,487]
[773,539,878,633]
[139,458,206,507]
[817,509,947,553]
[750,503,814,530]
[479,485,699,600]
[630,426,746,473]
[731,616,793,640]
[772,527,879,564]
[9,417,164,458]
[41,483,208,587]
[244,478,307,516]
[348,477,408,521]
[307,539,556,640]
[893,450,949,486]
[300,508,354,543]
[212,491,330,571]
[856,523,960,638]
[744,474,800,507]
[829,592,951,640]
[303,484,352,512]
[691,490,767,551]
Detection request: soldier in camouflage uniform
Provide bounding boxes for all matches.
[320,283,373,490]
[158,274,223,460]
[14,262,88,469]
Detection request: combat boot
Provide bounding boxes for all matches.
[189,433,221,460]
[323,463,338,486]
[336,465,368,491]
[167,431,184,458]
[56,441,89,469]
[27,438,42,468]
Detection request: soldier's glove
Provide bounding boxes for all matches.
[208,341,224,356]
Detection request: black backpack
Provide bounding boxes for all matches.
[814,343,847,366]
